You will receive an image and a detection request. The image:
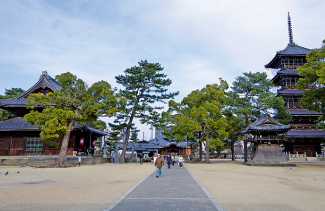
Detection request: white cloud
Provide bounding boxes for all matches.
[1,0,325,136]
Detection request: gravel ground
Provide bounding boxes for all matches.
[1,160,324,211]
[186,159,325,211]
[0,163,154,211]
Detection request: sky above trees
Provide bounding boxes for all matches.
[1,0,325,135]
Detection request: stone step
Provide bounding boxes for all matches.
[289,157,307,162]
[306,157,318,162]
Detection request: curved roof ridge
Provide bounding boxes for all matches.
[17,71,61,99]
[242,113,292,134]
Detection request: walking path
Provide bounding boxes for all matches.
[105,163,225,211]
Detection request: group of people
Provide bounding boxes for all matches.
[154,154,185,178]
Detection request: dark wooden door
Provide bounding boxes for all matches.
[304,146,312,156]
[9,138,24,156]
[0,138,9,156]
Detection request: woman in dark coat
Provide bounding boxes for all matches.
[166,154,172,169]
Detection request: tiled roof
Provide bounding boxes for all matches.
[0,117,107,136]
[286,130,325,138]
[288,109,321,116]
[149,139,190,148]
[118,142,163,150]
[134,145,147,151]
[0,98,28,107]
[0,71,61,108]
[73,123,108,136]
[0,117,38,131]
[242,113,292,134]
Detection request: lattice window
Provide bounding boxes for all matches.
[25,137,43,156]
[0,140,6,149]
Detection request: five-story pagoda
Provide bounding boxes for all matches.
[265,13,325,156]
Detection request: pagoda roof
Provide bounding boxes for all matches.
[286,130,325,138]
[271,69,299,82]
[265,44,311,69]
[242,113,292,134]
[276,44,311,55]
[288,109,321,116]
[277,89,303,96]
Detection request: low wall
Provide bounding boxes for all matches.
[0,156,111,166]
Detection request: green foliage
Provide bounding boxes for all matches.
[227,72,290,128]
[296,40,325,128]
[25,72,123,147]
[86,119,107,131]
[166,79,230,162]
[225,72,290,160]
[273,97,291,125]
[0,88,25,99]
[0,88,25,121]
[114,60,178,163]
[130,131,139,142]
[106,123,123,151]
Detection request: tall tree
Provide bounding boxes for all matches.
[0,88,25,121]
[25,72,123,167]
[226,72,290,162]
[167,79,230,163]
[106,122,124,154]
[115,60,178,163]
[130,131,139,143]
[222,110,243,161]
[296,40,325,128]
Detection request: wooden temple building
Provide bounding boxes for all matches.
[0,71,107,156]
[242,113,292,163]
[265,13,325,156]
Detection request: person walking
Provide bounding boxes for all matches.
[178,155,184,169]
[155,155,164,178]
[139,153,143,164]
[171,154,175,167]
[166,154,172,169]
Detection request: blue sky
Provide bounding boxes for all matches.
[1,0,325,139]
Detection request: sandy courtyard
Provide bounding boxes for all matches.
[1,160,325,211]
[187,160,325,211]
[0,163,154,211]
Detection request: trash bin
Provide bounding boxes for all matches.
[137,158,140,163]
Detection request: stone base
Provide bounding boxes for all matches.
[244,162,296,167]
[0,156,111,166]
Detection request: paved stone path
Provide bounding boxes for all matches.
[105,163,225,211]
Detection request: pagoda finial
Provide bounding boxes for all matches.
[287,12,295,45]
